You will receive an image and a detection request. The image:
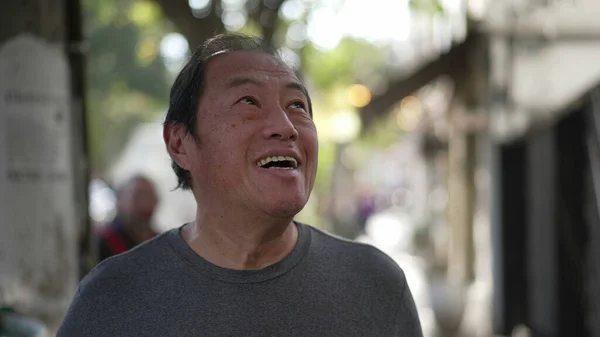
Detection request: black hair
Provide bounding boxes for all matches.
[164,33,311,190]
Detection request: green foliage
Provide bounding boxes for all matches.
[301,38,386,90]
[128,1,163,28]
[87,23,168,99]
[85,0,169,98]
[236,21,264,39]
[409,0,445,14]
[358,114,405,149]
[84,0,170,171]
[314,141,337,194]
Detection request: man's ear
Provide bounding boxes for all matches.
[163,122,192,171]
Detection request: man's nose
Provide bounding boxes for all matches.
[263,106,298,141]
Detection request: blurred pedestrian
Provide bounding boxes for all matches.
[95,174,159,261]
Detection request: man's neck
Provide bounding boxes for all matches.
[182,211,298,270]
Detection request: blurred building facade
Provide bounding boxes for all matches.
[484,1,600,336]
[0,0,87,333]
[354,0,600,336]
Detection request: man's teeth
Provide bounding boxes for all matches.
[256,156,298,168]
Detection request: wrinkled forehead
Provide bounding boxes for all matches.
[204,50,299,84]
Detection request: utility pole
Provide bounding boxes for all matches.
[0,0,88,332]
[447,30,488,285]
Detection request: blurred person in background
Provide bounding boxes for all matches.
[95,174,159,261]
[58,34,422,337]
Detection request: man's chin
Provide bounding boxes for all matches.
[263,200,307,220]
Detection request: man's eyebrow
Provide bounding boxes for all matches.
[225,77,309,99]
[286,82,309,99]
[224,77,265,89]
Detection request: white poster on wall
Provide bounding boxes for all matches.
[0,34,77,317]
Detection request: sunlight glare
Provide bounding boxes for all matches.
[306,0,411,50]
[188,0,211,11]
[306,6,343,51]
[222,10,247,31]
[348,84,372,108]
[160,33,189,62]
[221,0,245,11]
[286,22,308,49]
[329,110,361,143]
[281,0,306,21]
[278,47,302,70]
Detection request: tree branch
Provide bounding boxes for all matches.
[247,0,285,42]
[152,0,225,48]
[359,33,475,130]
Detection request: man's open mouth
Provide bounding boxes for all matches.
[256,156,298,169]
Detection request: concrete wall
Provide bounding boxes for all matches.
[0,1,82,334]
[484,0,600,141]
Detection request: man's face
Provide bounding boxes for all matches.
[179,50,318,218]
[119,179,158,226]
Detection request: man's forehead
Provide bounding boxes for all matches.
[205,50,298,82]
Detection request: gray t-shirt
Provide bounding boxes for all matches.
[57,222,423,337]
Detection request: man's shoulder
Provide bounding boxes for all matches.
[57,230,181,336]
[82,230,173,289]
[308,224,397,259]
[306,224,407,283]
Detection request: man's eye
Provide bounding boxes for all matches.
[239,97,257,105]
[290,101,306,110]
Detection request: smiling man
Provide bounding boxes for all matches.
[57,34,423,337]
